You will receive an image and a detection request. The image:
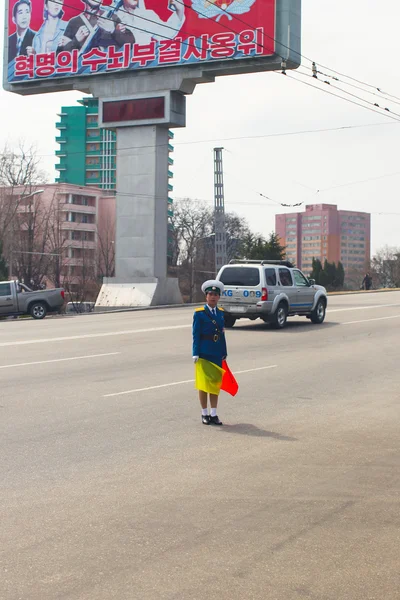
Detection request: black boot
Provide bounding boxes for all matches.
[209,415,223,426]
[202,414,210,425]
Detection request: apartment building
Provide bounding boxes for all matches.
[275,204,371,274]
[2,183,113,293]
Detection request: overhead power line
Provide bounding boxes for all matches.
[55,0,400,124]
[284,72,400,124]
[301,67,400,118]
[46,121,397,161]
[177,0,400,107]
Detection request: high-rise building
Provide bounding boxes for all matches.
[55,97,174,197]
[275,204,371,274]
[55,98,115,190]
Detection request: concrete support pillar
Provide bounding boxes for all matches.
[96,124,182,309]
[115,125,169,281]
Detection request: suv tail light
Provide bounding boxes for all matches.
[261,287,268,301]
[61,290,65,300]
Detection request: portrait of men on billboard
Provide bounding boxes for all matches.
[8,0,36,61]
[114,0,185,45]
[32,0,68,54]
[57,0,133,55]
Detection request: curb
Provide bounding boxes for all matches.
[327,288,400,297]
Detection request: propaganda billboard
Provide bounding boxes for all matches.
[5,0,279,85]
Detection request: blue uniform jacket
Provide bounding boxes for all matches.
[192,305,227,368]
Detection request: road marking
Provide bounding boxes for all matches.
[235,365,278,375]
[0,352,120,370]
[104,364,278,398]
[104,379,194,397]
[0,325,191,348]
[1,302,399,348]
[328,302,400,313]
[341,314,400,325]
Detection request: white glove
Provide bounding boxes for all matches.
[193,356,199,363]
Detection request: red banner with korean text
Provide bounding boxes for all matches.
[6,0,276,83]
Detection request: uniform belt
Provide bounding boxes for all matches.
[201,334,219,341]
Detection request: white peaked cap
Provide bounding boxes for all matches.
[201,280,225,294]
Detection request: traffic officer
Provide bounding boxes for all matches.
[192,280,227,425]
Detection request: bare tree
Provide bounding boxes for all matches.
[12,193,52,287]
[62,240,100,308]
[97,213,115,280]
[371,246,400,288]
[170,198,252,301]
[0,142,48,187]
[0,143,49,278]
[45,192,69,289]
[170,198,213,301]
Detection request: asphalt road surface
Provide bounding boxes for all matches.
[1,292,400,600]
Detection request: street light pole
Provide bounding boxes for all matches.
[8,189,44,280]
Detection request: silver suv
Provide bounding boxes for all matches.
[216,260,328,329]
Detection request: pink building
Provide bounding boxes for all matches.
[1,183,115,292]
[275,204,371,274]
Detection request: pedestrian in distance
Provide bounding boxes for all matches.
[361,272,372,291]
[192,280,227,426]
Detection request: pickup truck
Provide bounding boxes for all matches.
[0,280,65,319]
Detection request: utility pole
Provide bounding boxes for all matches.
[213,147,227,274]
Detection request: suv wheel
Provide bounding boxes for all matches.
[270,302,288,329]
[224,313,236,328]
[310,299,326,324]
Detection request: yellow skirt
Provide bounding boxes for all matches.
[195,358,225,395]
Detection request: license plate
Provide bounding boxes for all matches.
[232,306,246,313]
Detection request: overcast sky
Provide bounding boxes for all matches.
[1,0,400,253]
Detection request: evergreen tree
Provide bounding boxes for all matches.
[310,258,323,284]
[337,261,345,288]
[319,260,330,288]
[239,232,286,261]
[315,259,345,290]
[325,261,337,287]
[267,233,286,261]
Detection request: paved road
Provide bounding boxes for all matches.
[1,292,400,600]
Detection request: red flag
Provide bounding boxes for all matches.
[221,360,239,397]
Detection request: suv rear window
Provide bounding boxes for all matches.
[219,267,260,286]
[265,268,277,286]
